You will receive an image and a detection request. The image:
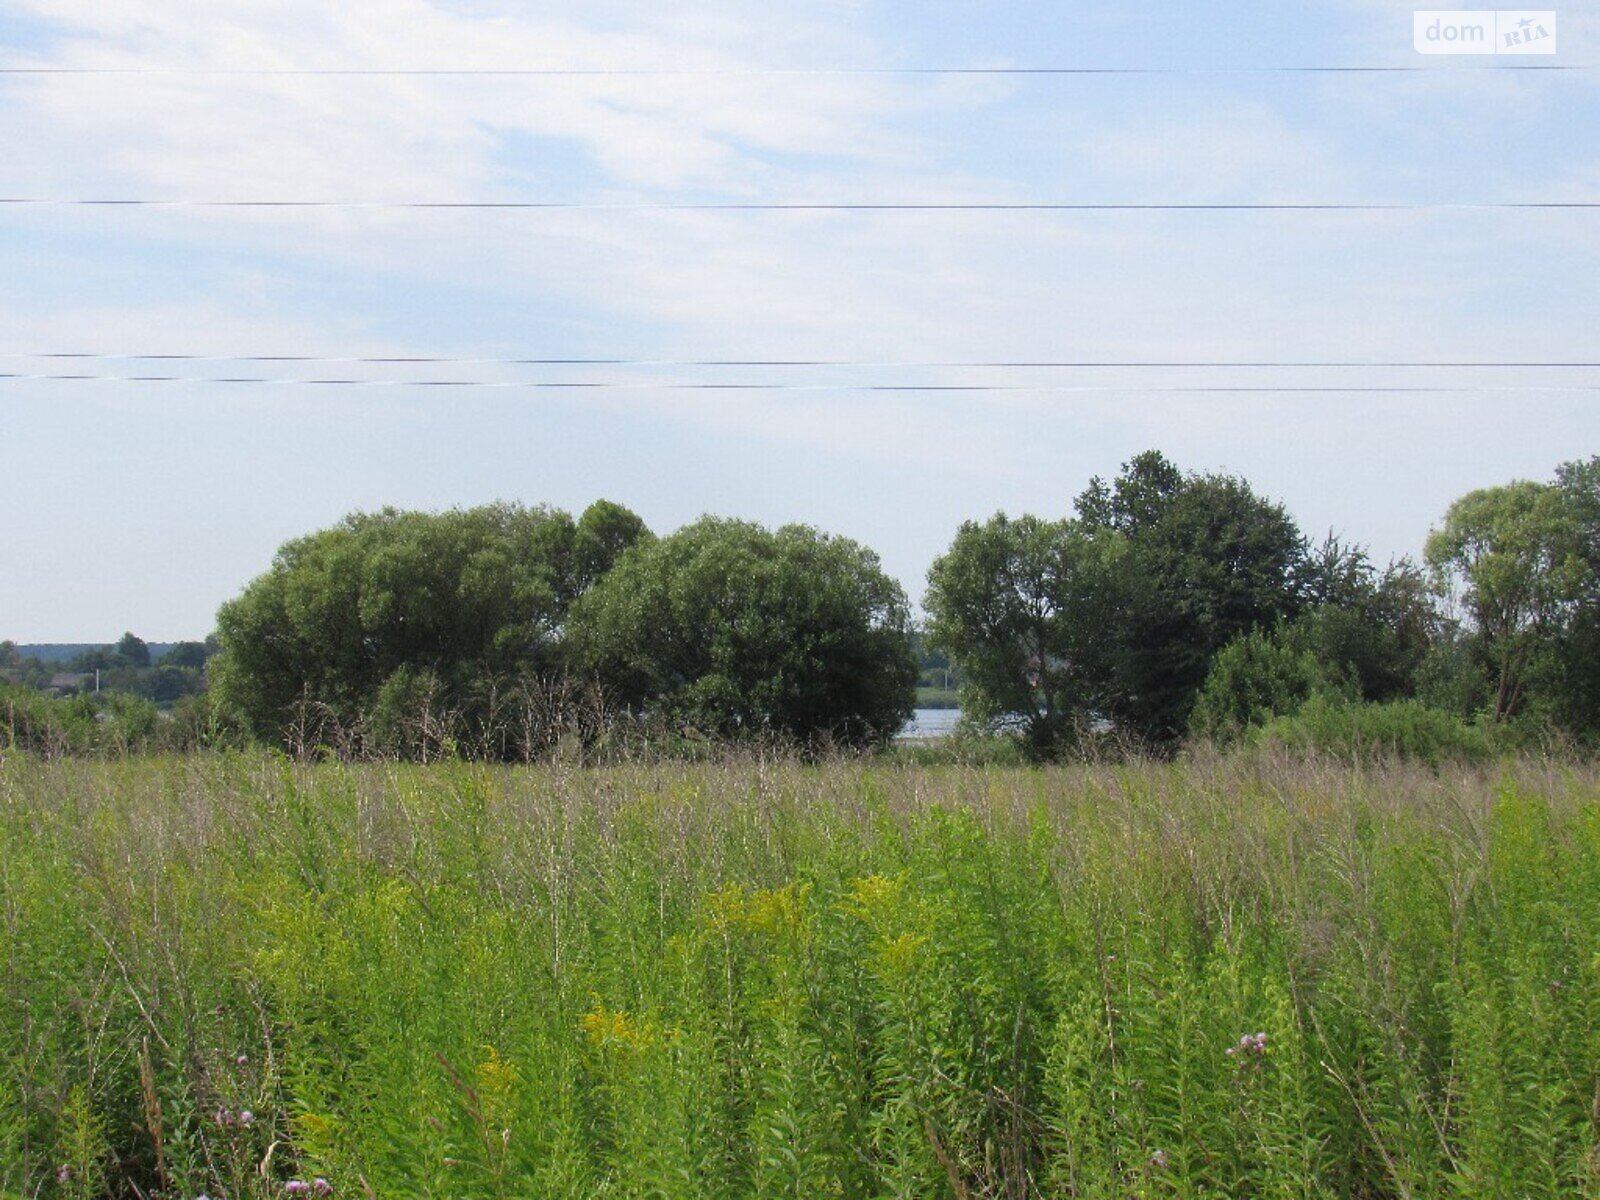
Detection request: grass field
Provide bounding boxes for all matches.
[2,753,1598,1198]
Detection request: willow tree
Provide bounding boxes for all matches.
[210,500,649,755]
[568,517,916,746]
[1426,477,1591,722]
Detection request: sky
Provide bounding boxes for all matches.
[2,0,1598,641]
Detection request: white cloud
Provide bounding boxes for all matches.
[1,0,1596,639]
[0,0,957,196]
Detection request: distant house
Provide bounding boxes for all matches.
[46,673,92,697]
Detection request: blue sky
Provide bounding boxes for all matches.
[2,0,1598,640]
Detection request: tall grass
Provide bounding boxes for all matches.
[1,753,1597,1197]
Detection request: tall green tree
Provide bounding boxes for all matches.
[924,514,1121,756]
[1073,448,1184,534]
[115,632,152,669]
[572,498,652,593]
[926,452,1311,752]
[1425,480,1589,722]
[160,641,212,671]
[1545,456,1600,735]
[1082,456,1310,742]
[1292,546,1438,703]
[568,517,916,746]
[209,500,648,752]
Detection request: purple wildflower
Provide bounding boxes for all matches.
[57,1165,73,1184]
[313,1179,333,1196]
[239,1110,255,1126]
[1150,1149,1169,1169]
[285,1182,311,1196]
[237,1053,250,1065]
[1229,1031,1269,1057]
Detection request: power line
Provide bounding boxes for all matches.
[3,371,1597,394]
[0,198,1595,211]
[6,352,1599,369]
[0,64,1587,76]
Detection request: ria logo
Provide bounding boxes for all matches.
[1414,10,1557,54]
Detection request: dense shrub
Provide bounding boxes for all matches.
[0,685,99,756]
[0,687,244,759]
[1250,695,1494,765]
[1188,625,1330,740]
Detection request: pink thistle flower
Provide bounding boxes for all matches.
[239,1110,254,1126]
[313,1179,333,1196]
[285,1182,311,1196]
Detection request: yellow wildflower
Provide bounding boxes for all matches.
[579,998,654,1049]
[744,881,811,937]
[702,883,749,932]
[841,874,903,921]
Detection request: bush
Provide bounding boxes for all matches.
[1189,627,1329,742]
[154,692,246,754]
[0,687,174,758]
[0,685,97,757]
[1250,696,1493,765]
[98,693,159,752]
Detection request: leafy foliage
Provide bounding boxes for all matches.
[208,501,649,755]
[1426,476,1592,721]
[1189,625,1330,740]
[927,451,1312,751]
[569,517,917,746]
[1093,465,1310,740]
[1250,695,1495,765]
[924,513,1121,757]
[0,685,226,758]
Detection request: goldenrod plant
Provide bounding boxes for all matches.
[0,753,1597,1196]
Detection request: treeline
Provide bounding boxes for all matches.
[4,450,1598,762]
[1,633,215,702]
[0,635,221,757]
[928,450,1600,759]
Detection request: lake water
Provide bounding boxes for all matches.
[898,707,962,740]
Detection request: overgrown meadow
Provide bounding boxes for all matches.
[2,754,1598,1198]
